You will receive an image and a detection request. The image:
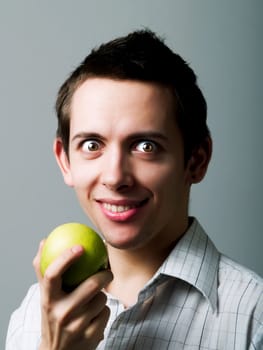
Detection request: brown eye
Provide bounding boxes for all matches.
[82,140,100,152]
[135,141,156,153]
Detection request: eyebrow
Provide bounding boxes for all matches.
[127,131,169,142]
[71,131,169,143]
[71,132,106,143]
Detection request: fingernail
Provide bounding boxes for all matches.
[72,245,84,254]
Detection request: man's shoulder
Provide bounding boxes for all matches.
[219,254,263,287]
[8,283,41,334]
[6,283,41,349]
[218,254,263,322]
[20,283,40,311]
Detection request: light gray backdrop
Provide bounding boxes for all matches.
[1,1,262,347]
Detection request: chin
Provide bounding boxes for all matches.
[88,212,153,249]
[105,230,152,251]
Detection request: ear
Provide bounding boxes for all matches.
[53,138,74,187]
[186,136,212,184]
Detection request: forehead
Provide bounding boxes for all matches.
[70,78,178,135]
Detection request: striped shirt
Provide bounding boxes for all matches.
[6,219,263,349]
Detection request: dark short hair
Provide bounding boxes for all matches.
[55,29,210,161]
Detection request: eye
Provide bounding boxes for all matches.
[81,140,101,153]
[135,141,157,153]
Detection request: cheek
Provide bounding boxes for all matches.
[69,162,97,193]
[139,163,189,211]
[138,162,184,190]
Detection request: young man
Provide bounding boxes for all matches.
[6,30,263,349]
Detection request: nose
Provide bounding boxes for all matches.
[101,148,134,192]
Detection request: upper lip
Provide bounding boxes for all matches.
[96,198,148,207]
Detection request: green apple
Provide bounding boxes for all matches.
[40,223,108,290]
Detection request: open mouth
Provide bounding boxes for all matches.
[101,198,148,214]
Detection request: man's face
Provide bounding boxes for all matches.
[55,78,197,251]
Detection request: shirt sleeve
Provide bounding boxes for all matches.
[5,284,41,350]
[251,326,263,350]
[249,291,263,350]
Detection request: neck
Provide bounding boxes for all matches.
[104,217,191,307]
[105,237,178,307]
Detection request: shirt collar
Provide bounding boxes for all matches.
[159,218,219,312]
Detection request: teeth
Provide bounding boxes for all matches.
[103,203,135,213]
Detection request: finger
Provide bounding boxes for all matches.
[60,270,112,320]
[84,306,110,345]
[33,239,46,281]
[71,269,113,304]
[64,291,108,332]
[42,245,84,300]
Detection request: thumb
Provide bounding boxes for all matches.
[33,239,46,281]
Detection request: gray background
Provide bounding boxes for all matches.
[1,1,262,347]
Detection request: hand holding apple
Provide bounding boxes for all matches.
[40,222,108,290]
[34,224,112,350]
